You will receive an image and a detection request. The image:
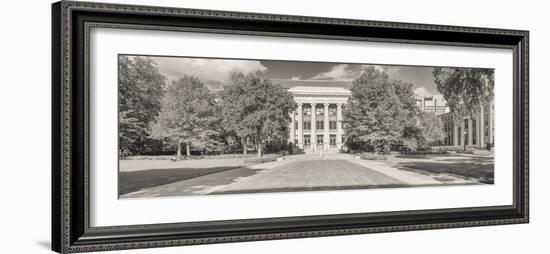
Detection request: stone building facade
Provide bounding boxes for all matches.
[286,86,351,153]
[437,102,495,148]
[284,86,494,152]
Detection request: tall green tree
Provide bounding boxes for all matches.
[118,56,166,155]
[417,112,446,147]
[433,68,494,119]
[343,66,418,153]
[153,75,219,158]
[220,76,296,157]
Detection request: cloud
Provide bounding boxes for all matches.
[308,64,408,82]
[151,57,268,83]
[310,64,356,81]
[414,87,432,97]
[372,65,405,77]
[290,76,302,81]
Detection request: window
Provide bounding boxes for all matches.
[316,107,323,116]
[303,135,311,147]
[317,135,324,144]
[329,121,337,130]
[328,107,337,116]
[316,120,324,130]
[330,135,336,146]
[303,121,311,130]
[295,121,298,130]
[303,107,311,116]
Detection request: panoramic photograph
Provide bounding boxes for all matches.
[118,55,495,198]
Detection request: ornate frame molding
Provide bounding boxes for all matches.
[52,1,529,253]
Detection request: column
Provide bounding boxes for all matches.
[297,103,303,148]
[336,103,343,149]
[324,103,330,150]
[453,118,458,146]
[461,118,466,147]
[488,101,494,145]
[467,116,473,146]
[479,105,485,148]
[311,103,317,151]
[287,110,296,144]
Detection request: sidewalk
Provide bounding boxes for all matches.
[348,159,477,186]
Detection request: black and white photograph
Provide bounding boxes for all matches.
[118,55,495,198]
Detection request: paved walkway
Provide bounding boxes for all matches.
[212,159,406,194]
[121,154,480,198]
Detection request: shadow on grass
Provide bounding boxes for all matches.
[397,161,494,184]
[119,166,242,195]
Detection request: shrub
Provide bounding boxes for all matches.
[244,155,279,164]
[360,153,387,160]
[122,153,258,160]
[399,150,449,156]
[416,146,432,152]
[456,150,475,154]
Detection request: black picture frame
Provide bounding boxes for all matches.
[51,1,529,253]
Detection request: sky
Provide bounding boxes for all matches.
[145,55,442,97]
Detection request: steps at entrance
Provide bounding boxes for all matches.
[304,147,340,155]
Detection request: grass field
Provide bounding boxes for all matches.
[384,154,494,183]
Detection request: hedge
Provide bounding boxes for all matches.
[360,153,388,160]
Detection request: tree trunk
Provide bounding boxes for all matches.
[176,141,182,159]
[186,142,191,156]
[257,141,262,158]
[242,137,247,154]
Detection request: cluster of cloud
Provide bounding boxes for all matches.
[152,57,268,83]
[309,64,358,81]
[413,87,433,97]
[292,64,406,82]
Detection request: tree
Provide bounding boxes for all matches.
[118,56,166,155]
[433,68,494,120]
[220,75,296,157]
[416,112,445,147]
[343,66,418,154]
[153,75,219,158]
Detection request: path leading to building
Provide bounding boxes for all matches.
[121,153,481,198]
[210,159,407,194]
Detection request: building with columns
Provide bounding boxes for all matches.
[438,102,494,148]
[284,86,494,152]
[286,86,351,153]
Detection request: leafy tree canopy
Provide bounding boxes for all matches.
[153,75,219,156]
[433,67,494,119]
[220,75,296,157]
[118,56,166,155]
[344,66,418,153]
[417,112,446,147]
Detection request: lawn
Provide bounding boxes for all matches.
[119,158,255,195]
[385,154,494,184]
[119,166,244,195]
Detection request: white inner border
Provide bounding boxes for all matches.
[90,28,514,227]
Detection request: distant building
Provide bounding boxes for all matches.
[284,85,494,152]
[416,95,450,115]
[286,86,351,153]
[437,102,494,148]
